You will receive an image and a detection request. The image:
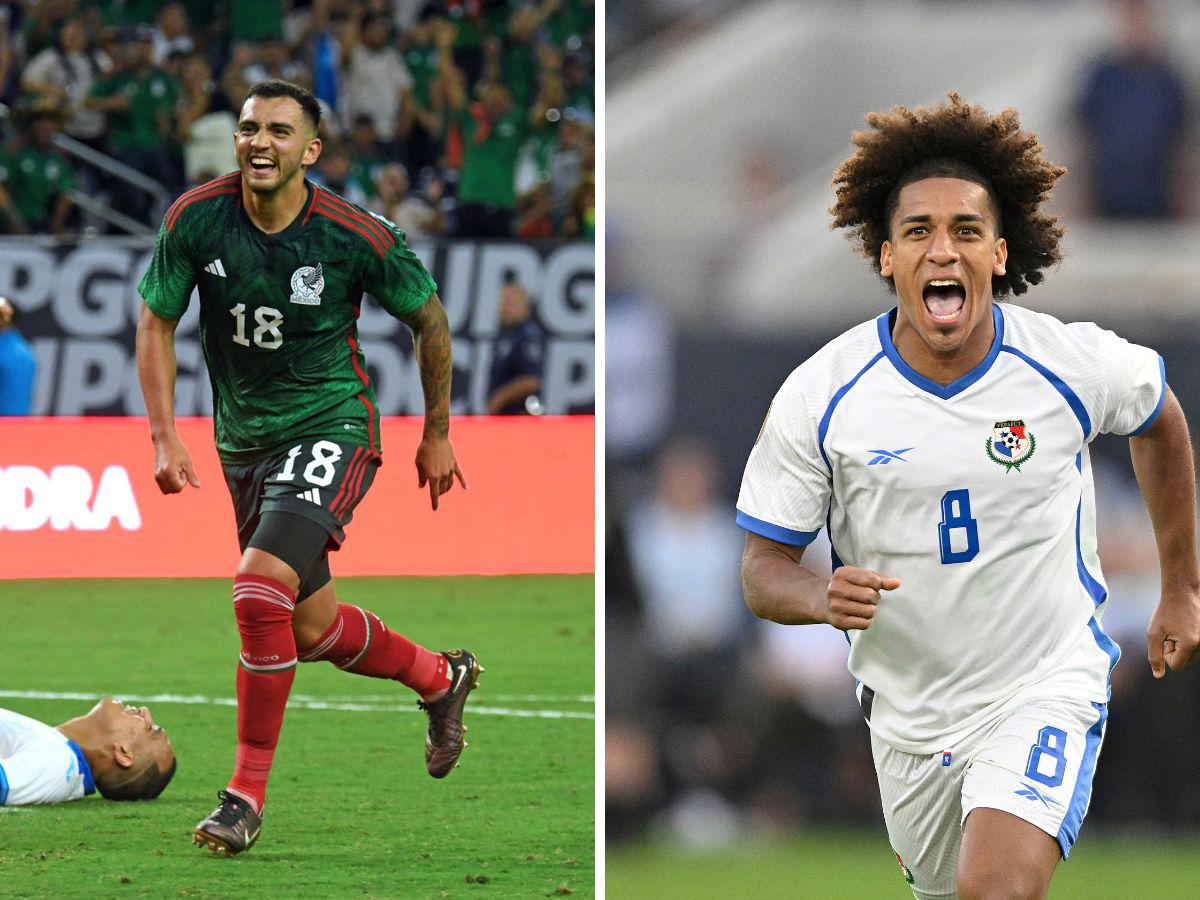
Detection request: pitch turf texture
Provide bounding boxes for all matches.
[606,833,1200,898]
[0,576,594,898]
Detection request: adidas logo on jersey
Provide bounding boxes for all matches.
[295,488,322,505]
[204,259,226,277]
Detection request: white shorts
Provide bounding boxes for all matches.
[871,696,1108,899]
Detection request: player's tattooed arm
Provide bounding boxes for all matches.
[399,292,467,510]
[399,292,453,438]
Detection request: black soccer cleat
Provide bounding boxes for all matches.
[418,649,483,778]
[192,790,263,856]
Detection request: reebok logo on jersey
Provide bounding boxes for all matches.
[987,419,1036,472]
[295,488,322,504]
[204,259,226,277]
[290,263,324,305]
[1014,781,1060,809]
[867,448,914,465]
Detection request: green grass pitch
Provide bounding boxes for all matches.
[605,831,1200,898]
[0,576,594,898]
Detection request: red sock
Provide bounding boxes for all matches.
[227,574,297,813]
[298,603,450,695]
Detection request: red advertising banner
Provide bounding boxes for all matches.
[0,417,593,578]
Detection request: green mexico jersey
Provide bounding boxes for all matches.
[139,172,436,463]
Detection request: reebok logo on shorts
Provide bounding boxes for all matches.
[1014,781,1061,809]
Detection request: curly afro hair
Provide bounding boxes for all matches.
[830,92,1065,298]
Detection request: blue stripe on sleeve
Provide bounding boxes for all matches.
[735,510,819,546]
[67,739,96,796]
[1125,356,1167,437]
[1001,345,1092,439]
[817,351,885,470]
[0,762,8,805]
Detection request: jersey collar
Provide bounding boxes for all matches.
[875,304,1005,400]
[66,739,96,796]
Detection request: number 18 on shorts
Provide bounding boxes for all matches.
[224,439,380,552]
[873,697,1108,896]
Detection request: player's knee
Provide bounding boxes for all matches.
[232,575,297,638]
[957,861,1046,900]
[291,617,328,652]
[237,547,300,590]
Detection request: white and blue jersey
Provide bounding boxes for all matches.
[0,708,96,805]
[737,304,1165,753]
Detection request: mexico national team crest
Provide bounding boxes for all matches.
[289,263,325,305]
[987,419,1036,472]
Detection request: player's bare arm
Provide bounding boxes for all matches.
[135,303,200,494]
[399,292,466,510]
[741,532,899,629]
[1129,386,1200,676]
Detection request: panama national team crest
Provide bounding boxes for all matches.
[986,419,1036,472]
[289,263,324,305]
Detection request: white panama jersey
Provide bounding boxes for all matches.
[737,304,1165,753]
[0,708,95,805]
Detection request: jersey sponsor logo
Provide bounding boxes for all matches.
[0,465,141,532]
[295,488,323,505]
[867,447,914,465]
[289,263,325,306]
[986,419,1036,472]
[204,259,226,277]
[1014,781,1061,809]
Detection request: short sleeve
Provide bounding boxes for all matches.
[138,222,197,320]
[1076,323,1166,436]
[0,742,82,805]
[736,383,831,545]
[361,219,437,317]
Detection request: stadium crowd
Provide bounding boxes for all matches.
[0,0,594,240]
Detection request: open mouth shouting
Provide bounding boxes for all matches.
[248,155,277,176]
[922,278,966,324]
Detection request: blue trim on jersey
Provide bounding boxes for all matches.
[818,351,885,469]
[0,761,8,805]
[874,305,1004,400]
[1001,345,1092,439]
[735,510,819,546]
[67,739,96,796]
[1124,356,1167,437]
[1055,701,1108,858]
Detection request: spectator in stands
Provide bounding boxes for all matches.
[564,175,594,239]
[370,164,446,238]
[488,274,545,415]
[440,22,563,237]
[311,144,369,207]
[340,12,414,149]
[87,26,181,220]
[0,104,77,236]
[347,114,386,199]
[1076,0,1193,219]
[175,54,235,186]
[21,0,72,58]
[151,2,195,66]
[20,17,109,151]
[401,5,448,175]
[0,296,36,416]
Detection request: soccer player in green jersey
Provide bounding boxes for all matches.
[135,80,480,856]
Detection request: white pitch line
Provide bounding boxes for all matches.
[0,690,594,721]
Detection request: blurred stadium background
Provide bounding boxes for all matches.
[606,0,1200,895]
[0,0,595,895]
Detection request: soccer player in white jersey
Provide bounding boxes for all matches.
[0,698,176,805]
[737,94,1200,899]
